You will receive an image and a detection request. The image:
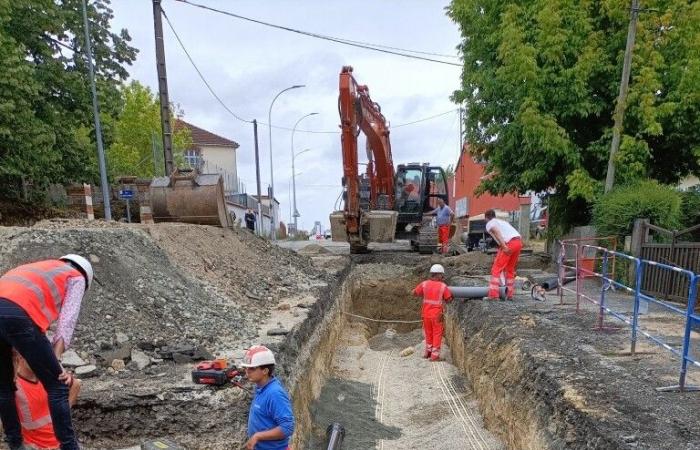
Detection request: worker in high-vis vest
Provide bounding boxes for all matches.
[484,209,523,301]
[13,351,81,450]
[412,264,453,361]
[0,255,93,450]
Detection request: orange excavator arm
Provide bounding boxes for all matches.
[338,66,395,242]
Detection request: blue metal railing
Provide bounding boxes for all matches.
[558,240,700,392]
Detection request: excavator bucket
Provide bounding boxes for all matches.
[149,169,232,227]
[329,210,397,243]
[365,210,398,242]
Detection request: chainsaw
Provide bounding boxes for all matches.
[191,358,245,387]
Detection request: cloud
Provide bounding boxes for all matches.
[111,0,461,230]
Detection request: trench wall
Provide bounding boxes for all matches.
[444,300,623,450]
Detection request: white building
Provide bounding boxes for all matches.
[175,119,240,194]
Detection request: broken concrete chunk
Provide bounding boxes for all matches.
[111,359,126,371]
[95,344,132,366]
[400,347,415,357]
[130,349,151,370]
[115,332,129,345]
[61,350,86,367]
[75,365,98,378]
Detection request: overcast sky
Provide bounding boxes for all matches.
[110,0,463,231]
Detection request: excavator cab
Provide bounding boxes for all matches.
[395,164,449,238]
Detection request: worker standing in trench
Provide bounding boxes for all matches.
[242,345,295,450]
[484,209,523,301]
[413,264,454,361]
[0,255,93,450]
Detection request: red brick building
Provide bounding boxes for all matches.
[448,145,521,219]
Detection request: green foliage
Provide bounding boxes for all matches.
[0,0,137,197]
[592,181,681,238]
[108,81,190,178]
[679,188,700,240]
[448,0,700,232]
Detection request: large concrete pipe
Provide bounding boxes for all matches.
[449,286,506,300]
[325,422,345,450]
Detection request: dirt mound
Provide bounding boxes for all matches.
[414,251,494,276]
[297,243,332,255]
[0,221,325,365]
[0,225,252,358]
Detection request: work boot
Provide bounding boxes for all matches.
[430,354,442,362]
[422,348,431,358]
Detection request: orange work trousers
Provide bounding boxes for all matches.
[438,225,450,254]
[488,238,523,299]
[423,315,444,357]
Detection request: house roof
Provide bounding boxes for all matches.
[175,119,240,149]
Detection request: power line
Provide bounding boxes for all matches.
[392,109,458,128]
[172,0,462,67]
[162,7,460,135]
[162,9,253,124]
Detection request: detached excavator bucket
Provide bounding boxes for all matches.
[149,169,232,227]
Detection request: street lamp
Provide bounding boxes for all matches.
[268,84,305,240]
[291,113,318,233]
[291,149,312,234]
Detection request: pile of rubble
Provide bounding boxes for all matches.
[0,220,325,380]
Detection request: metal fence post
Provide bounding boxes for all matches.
[575,244,581,312]
[678,274,699,391]
[598,252,609,330]
[631,259,643,355]
[558,241,564,304]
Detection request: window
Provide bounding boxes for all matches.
[185,149,202,168]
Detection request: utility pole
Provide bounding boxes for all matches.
[81,0,111,220]
[152,0,174,176]
[605,0,640,193]
[253,120,263,236]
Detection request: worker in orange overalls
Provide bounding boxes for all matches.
[0,255,93,450]
[13,351,81,450]
[484,209,523,300]
[413,264,453,361]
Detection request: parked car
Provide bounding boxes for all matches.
[324,230,332,239]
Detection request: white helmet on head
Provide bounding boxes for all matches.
[430,264,445,274]
[241,345,276,367]
[60,254,94,289]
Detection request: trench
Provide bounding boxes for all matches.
[291,264,506,450]
[69,259,610,449]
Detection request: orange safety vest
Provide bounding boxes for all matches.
[15,376,60,450]
[413,280,453,319]
[0,260,82,331]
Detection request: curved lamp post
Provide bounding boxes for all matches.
[268,84,304,239]
[291,113,318,233]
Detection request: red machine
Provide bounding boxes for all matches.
[330,66,450,254]
[191,359,243,386]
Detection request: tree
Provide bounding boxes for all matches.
[0,0,137,197]
[448,0,700,232]
[108,81,191,178]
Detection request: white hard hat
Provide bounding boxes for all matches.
[240,345,276,367]
[430,264,445,274]
[60,254,94,289]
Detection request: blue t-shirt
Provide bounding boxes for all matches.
[432,205,453,226]
[247,377,295,450]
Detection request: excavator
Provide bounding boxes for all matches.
[329,66,450,254]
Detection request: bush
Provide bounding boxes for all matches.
[679,188,700,240]
[592,181,682,238]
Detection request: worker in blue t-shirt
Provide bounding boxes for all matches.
[243,345,295,450]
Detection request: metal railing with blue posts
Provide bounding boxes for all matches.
[557,241,700,392]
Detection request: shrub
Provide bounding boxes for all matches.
[679,188,700,241]
[592,181,682,238]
